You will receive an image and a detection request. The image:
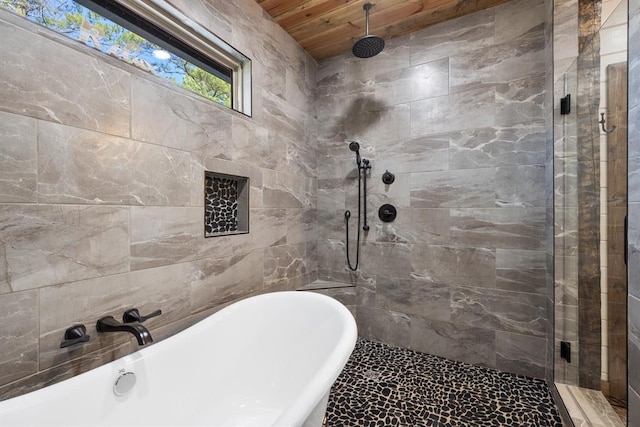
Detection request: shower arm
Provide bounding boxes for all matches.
[365,4,370,36]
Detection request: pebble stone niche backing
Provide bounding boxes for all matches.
[204,172,248,237]
[325,339,563,426]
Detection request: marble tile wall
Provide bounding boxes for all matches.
[628,0,640,424]
[316,0,552,379]
[0,0,318,399]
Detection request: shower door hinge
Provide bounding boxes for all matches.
[560,94,571,115]
[560,341,571,363]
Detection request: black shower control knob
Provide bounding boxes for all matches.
[382,170,395,185]
[378,204,397,222]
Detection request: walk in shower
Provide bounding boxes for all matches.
[554,0,628,423]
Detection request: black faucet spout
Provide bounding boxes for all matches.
[96,316,153,345]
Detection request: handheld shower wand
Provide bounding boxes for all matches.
[345,141,371,271]
[349,141,362,167]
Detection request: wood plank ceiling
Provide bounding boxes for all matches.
[255,0,512,61]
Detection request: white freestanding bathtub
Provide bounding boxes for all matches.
[0,291,357,427]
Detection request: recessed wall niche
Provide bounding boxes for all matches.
[204,172,249,237]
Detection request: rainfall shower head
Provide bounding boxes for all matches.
[352,3,385,58]
[348,141,362,167]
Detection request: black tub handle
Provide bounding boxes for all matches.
[123,308,162,323]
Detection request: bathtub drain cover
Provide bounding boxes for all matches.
[114,372,136,396]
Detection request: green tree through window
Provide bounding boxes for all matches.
[0,0,232,107]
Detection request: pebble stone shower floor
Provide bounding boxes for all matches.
[325,339,564,427]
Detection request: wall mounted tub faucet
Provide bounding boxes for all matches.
[97,316,153,346]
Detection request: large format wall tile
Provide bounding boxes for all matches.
[411,245,496,288]
[450,286,547,337]
[344,103,411,145]
[495,165,546,207]
[249,208,289,249]
[189,250,264,313]
[450,208,546,250]
[0,13,130,137]
[231,116,283,170]
[263,243,307,288]
[260,89,306,143]
[449,125,547,169]
[39,263,192,370]
[554,0,579,64]
[38,122,192,206]
[409,315,496,367]
[0,205,129,291]
[131,77,231,155]
[495,76,547,126]
[362,242,412,279]
[494,0,546,43]
[373,59,449,106]
[409,8,495,66]
[263,170,315,209]
[410,88,496,136]
[410,168,496,208]
[376,135,449,174]
[0,291,37,387]
[130,206,202,270]
[286,208,317,245]
[496,249,547,295]
[375,208,451,245]
[318,179,346,211]
[258,37,287,100]
[286,131,317,178]
[0,112,36,203]
[357,306,411,349]
[495,331,547,378]
[374,278,451,322]
[164,0,232,42]
[449,28,545,93]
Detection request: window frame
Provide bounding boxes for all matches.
[77,0,252,115]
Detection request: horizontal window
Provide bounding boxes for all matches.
[0,0,251,114]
